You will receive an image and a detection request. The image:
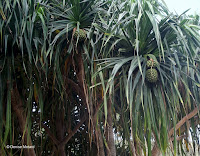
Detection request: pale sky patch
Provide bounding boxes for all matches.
[163,0,200,15]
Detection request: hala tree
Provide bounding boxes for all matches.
[92,0,200,155]
[0,0,50,155]
[0,0,200,156]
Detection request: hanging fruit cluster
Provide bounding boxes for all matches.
[145,59,158,83]
[73,28,86,42]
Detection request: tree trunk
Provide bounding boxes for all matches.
[95,124,105,156]
[58,145,66,156]
[56,106,66,156]
[11,84,36,156]
[105,100,116,156]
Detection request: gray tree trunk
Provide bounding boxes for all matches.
[106,100,116,156]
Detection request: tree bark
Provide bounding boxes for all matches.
[93,111,105,156]
[58,145,66,156]
[105,99,116,156]
[55,106,66,156]
[11,84,36,156]
[96,126,105,156]
[151,143,161,156]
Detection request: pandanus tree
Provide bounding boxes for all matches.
[0,0,50,155]
[92,0,200,155]
[0,0,200,156]
[0,0,107,155]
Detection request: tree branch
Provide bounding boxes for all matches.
[66,78,87,106]
[170,118,199,142]
[169,106,199,137]
[41,123,59,145]
[58,98,103,146]
[171,134,187,142]
[59,113,88,146]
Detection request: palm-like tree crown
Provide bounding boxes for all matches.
[93,0,200,154]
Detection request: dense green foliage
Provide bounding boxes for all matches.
[0,0,200,155]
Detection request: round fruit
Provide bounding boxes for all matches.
[73,29,86,42]
[146,59,157,68]
[146,68,158,83]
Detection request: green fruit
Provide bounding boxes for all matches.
[146,59,157,68]
[73,29,86,42]
[146,68,158,83]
